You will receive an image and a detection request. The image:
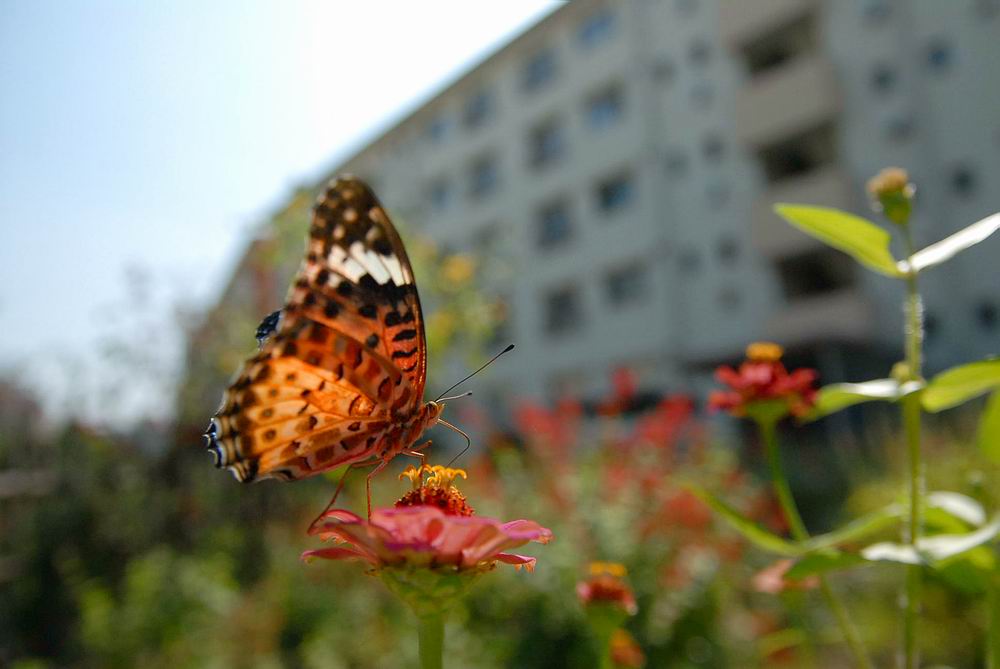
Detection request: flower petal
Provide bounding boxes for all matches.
[497,552,537,572]
[300,546,377,564]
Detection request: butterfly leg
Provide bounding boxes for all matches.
[402,440,432,469]
[308,458,378,533]
[365,459,391,520]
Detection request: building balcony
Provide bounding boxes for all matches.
[719,0,816,48]
[735,54,839,149]
[751,166,853,258]
[767,289,874,347]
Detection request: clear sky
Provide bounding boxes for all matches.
[0,0,560,425]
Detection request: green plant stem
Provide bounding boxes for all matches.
[901,226,924,669]
[989,573,1000,669]
[417,612,445,669]
[760,419,874,669]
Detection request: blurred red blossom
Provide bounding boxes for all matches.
[610,628,646,668]
[708,342,818,419]
[577,562,638,615]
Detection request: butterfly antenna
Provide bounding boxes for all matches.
[439,419,472,467]
[436,391,473,403]
[434,344,514,402]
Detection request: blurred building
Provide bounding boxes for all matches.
[199,0,1000,409]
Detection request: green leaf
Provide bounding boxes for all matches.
[919,516,1000,561]
[933,550,993,595]
[774,204,904,277]
[803,503,903,551]
[926,491,986,527]
[685,484,800,556]
[903,212,1000,274]
[858,517,1000,566]
[977,391,1000,463]
[786,550,866,579]
[922,359,1000,412]
[861,542,922,565]
[804,379,923,421]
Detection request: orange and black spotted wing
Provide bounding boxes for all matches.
[206,176,427,482]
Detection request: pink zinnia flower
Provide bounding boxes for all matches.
[708,342,818,419]
[303,465,552,573]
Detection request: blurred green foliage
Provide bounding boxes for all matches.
[2,205,997,668]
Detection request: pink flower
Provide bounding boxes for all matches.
[303,466,552,573]
[708,342,818,419]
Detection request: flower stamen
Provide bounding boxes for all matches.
[395,464,474,516]
[746,341,784,363]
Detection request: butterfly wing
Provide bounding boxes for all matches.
[207,176,428,482]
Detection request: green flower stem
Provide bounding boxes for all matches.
[759,419,874,669]
[417,612,445,669]
[901,226,924,669]
[989,572,1000,669]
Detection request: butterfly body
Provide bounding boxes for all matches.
[206,176,441,484]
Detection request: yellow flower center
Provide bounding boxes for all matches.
[396,464,474,516]
[746,341,784,363]
[589,561,628,578]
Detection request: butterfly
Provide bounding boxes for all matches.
[205,176,468,512]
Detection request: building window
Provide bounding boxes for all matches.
[605,265,648,306]
[975,0,1000,19]
[925,310,939,340]
[489,297,512,348]
[758,123,836,182]
[742,16,817,76]
[426,114,451,143]
[702,134,725,163]
[718,286,742,309]
[949,164,977,197]
[675,0,698,16]
[578,8,616,48]
[586,85,624,130]
[463,89,494,129]
[776,249,855,301]
[537,200,573,250]
[863,0,892,23]
[595,173,634,214]
[886,115,916,142]
[528,118,566,168]
[678,249,701,273]
[717,236,740,264]
[428,178,452,211]
[871,64,897,93]
[925,38,953,71]
[523,48,557,93]
[689,38,711,66]
[468,155,499,199]
[544,287,583,335]
[976,301,998,330]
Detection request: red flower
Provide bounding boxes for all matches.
[708,342,817,419]
[303,466,552,573]
[610,629,646,668]
[577,562,638,615]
